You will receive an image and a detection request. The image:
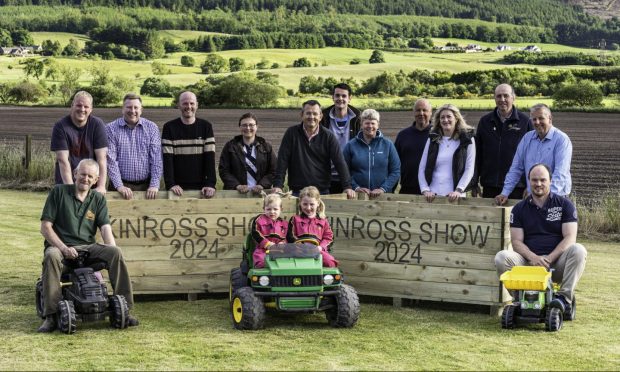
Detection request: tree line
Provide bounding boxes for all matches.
[0,0,598,29]
[503,51,620,67]
[0,5,610,54]
[299,67,620,99]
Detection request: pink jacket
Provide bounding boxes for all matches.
[287,214,334,251]
[251,214,288,251]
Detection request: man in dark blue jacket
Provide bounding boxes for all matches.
[475,84,533,199]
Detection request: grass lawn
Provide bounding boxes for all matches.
[0,189,618,370]
[30,32,89,48]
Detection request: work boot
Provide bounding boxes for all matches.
[127,315,139,327]
[37,315,56,333]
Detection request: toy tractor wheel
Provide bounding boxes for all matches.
[231,287,265,330]
[35,279,45,319]
[326,284,360,328]
[565,296,576,321]
[229,268,247,303]
[501,304,519,329]
[109,295,130,329]
[56,300,77,334]
[545,307,563,332]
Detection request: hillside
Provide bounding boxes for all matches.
[568,0,620,19]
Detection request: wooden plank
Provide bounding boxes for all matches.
[325,199,507,222]
[130,273,228,293]
[107,198,297,217]
[335,247,497,270]
[339,261,498,286]
[126,259,239,277]
[372,193,518,207]
[332,237,508,256]
[106,189,274,200]
[119,242,243,261]
[344,275,500,304]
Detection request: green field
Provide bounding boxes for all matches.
[0,189,618,370]
[30,32,89,48]
[1,31,616,107]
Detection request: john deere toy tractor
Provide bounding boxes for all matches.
[500,266,575,332]
[229,236,360,330]
[35,250,130,334]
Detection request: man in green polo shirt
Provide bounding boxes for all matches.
[38,159,138,333]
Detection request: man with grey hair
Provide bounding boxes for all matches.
[395,98,432,194]
[51,90,108,194]
[38,159,138,332]
[496,103,572,205]
[475,84,533,199]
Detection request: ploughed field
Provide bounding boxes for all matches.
[1,106,617,199]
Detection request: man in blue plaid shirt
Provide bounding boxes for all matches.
[106,93,163,199]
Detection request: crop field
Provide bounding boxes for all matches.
[0,106,617,199]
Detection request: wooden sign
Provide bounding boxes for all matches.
[106,191,512,308]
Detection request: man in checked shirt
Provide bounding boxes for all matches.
[106,93,163,199]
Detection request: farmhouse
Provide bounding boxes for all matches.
[464,44,483,53]
[523,45,542,52]
[0,46,34,57]
[495,44,512,51]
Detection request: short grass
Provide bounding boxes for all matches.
[30,32,89,48]
[156,30,233,42]
[0,189,618,370]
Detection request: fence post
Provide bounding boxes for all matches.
[23,134,32,169]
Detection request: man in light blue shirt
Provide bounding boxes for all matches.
[495,104,572,205]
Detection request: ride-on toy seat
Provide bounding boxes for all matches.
[229,235,360,330]
[500,266,575,332]
[35,250,131,334]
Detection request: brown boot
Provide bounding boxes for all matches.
[37,315,56,333]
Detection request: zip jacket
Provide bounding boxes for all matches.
[342,130,401,191]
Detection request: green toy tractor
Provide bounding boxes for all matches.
[229,236,360,330]
[500,266,575,332]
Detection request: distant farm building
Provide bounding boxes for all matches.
[464,44,483,53]
[522,45,542,52]
[495,44,512,52]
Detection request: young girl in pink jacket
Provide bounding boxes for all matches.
[287,186,338,267]
[251,194,288,268]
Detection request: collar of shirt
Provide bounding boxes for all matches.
[531,126,557,142]
[303,125,320,140]
[329,107,356,121]
[121,119,143,128]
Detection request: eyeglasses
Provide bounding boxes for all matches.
[240,123,257,128]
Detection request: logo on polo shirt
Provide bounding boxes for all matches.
[547,207,562,222]
[86,210,95,221]
[509,213,514,224]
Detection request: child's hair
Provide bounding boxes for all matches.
[263,193,282,208]
[298,186,326,218]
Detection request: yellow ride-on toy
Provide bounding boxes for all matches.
[500,266,575,332]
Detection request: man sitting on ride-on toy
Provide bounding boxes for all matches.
[38,159,138,332]
[495,163,587,318]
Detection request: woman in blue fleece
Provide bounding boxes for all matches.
[343,109,401,198]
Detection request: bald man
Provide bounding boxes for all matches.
[475,84,533,199]
[162,91,217,198]
[395,99,432,194]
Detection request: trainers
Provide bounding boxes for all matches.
[37,315,56,333]
[127,315,139,327]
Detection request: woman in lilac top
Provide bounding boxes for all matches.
[418,104,476,203]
